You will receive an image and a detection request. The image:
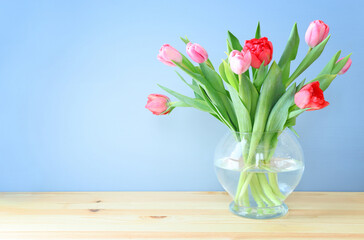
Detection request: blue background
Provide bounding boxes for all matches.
[0,0,363,191]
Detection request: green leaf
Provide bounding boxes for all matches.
[174,61,216,92]
[317,74,337,92]
[181,53,196,72]
[226,39,233,53]
[196,87,234,130]
[175,71,203,99]
[253,63,266,92]
[255,22,261,39]
[219,61,228,83]
[191,80,203,100]
[199,62,225,92]
[278,23,300,68]
[255,62,285,121]
[158,84,212,113]
[289,104,299,112]
[319,50,341,75]
[239,74,259,122]
[180,36,190,45]
[217,93,239,130]
[300,49,343,91]
[223,60,239,90]
[288,108,308,119]
[281,61,291,84]
[296,78,306,91]
[227,31,243,51]
[199,64,239,129]
[285,117,296,128]
[205,59,215,70]
[226,84,252,134]
[288,126,299,137]
[332,53,352,75]
[285,35,331,87]
[199,86,236,131]
[266,83,296,132]
[306,74,337,92]
[174,62,229,111]
[174,61,238,130]
[247,62,285,164]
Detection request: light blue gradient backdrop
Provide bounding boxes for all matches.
[0,0,363,191]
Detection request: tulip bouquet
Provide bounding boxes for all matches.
[146,20,352,216]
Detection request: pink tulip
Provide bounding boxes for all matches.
[186,42,208,63]
[229,50,251,74]
[305,20,330,48]
[145,94,171,115]
[157,44,182,67]
[294,81,329,111]
[337,57,352,75]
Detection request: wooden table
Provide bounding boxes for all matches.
[0,192,363,239]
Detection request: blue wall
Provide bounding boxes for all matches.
[0,0,363,191]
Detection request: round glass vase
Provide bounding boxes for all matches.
[214,129,304,219]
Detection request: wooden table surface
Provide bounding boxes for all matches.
[0,192,363,239]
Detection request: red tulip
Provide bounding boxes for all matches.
[243,37,273,69]
[294,81,329,111]
[145,94,171,115]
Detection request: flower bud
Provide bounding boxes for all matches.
[157,44,182,67]
[305,20,329,48]
[145,94,171,115]
[229,50,251,75]
[337,57,352,75]
[186,42,208,63]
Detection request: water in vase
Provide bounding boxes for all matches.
[214,157,304,200]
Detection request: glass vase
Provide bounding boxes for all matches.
[214,129,304,219]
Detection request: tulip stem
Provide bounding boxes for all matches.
[268,172,286,200]
[234,135,286,208]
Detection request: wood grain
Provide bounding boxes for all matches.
[0,192,363,239]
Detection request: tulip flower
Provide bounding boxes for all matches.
[305,20,329,48]
[157,44,182,67]
[145,94,171,115]
[229,50,251,75]
[337,57,352,75]
[243,37,273,69]
[186,42,208,63]
[294,81,329,111]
